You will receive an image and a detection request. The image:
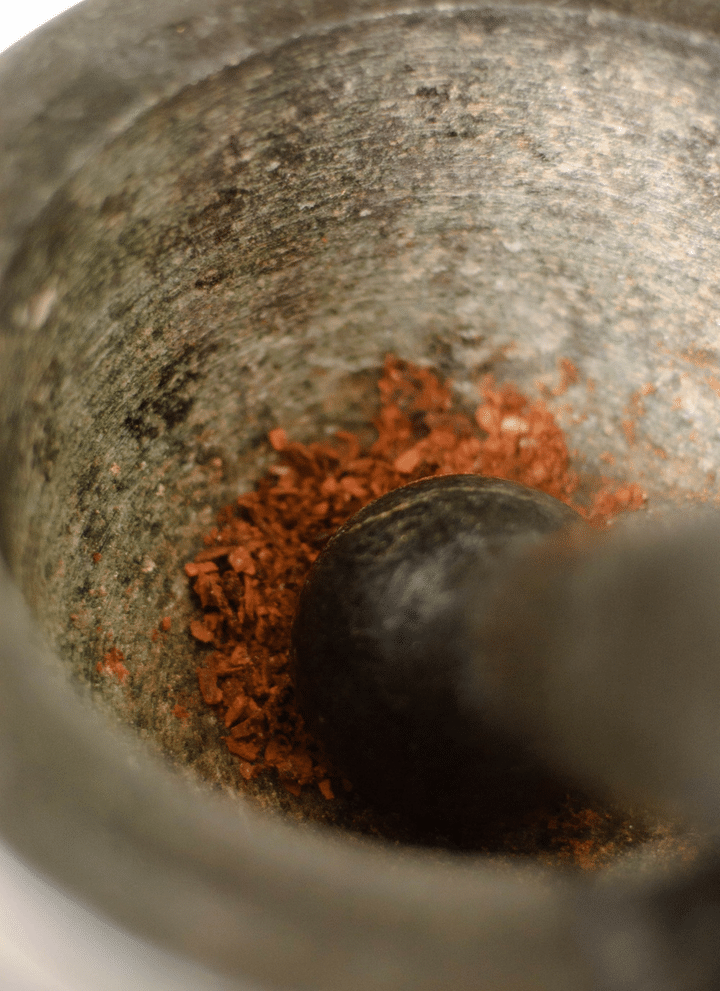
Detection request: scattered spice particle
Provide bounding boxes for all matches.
[537,357,582,399]
[185,355,647,865]
[92,552,102,564]
[268,427,288,451]
[679,345,718,369]
[97,646,129,683]
[553,357,580,396]
[160,616,172,632]
[318,779,335,801]
[589,482,646,521]
[627,388,648,421]
[649,444,668,461]
[543,808,615,872]
[622,418,636,446]
[173,703,190,721]
[707,375,720,400]
[190,618,215,644]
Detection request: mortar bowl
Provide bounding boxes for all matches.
[2,1,720,988]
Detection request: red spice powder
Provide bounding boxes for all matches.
[185,356,647,856]
[96,646,130,683]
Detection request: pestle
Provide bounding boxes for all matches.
[479,509,720,831]
[292,475,720,833]
[292,473,591,830]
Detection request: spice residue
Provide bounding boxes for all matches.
[96,646,130,683]
[185,355,649,864]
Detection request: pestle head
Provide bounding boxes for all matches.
[291,474,588,831]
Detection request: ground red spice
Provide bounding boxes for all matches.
[96,646,129,683]
[186,355,647,862]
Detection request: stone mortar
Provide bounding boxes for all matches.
[2,2,720,989]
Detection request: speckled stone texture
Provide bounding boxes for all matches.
[4,6,720,793]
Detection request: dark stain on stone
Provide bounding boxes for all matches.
[123,411,160,443]
[76,460,103,514]
[194,269,228,289]
[117,218,152,258]
[415,86,450,101]
[265,134,308,168]
[100,189,137,219]
[81,512,109,548]
[457,9,508,34]
[75,577,92,598]
[31,421,61,484]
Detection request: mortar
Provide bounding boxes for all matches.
[2,1,720,988]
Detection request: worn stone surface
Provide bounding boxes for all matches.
[3,0,720,281]
[3,6,720,781]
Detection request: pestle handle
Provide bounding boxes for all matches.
[473,512,720,831]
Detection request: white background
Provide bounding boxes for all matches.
[0,4,250,989]
[0,2,83,53]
